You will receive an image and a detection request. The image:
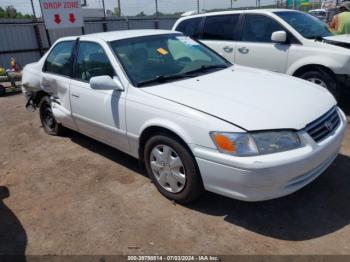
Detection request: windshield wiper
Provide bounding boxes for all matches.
[136,64,228,87]
[184,64,228,76]
[312,36,325,42]
[136,74,195,87]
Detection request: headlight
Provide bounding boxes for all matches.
[210,131,301,156]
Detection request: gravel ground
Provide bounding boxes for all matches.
[0,92,349,256]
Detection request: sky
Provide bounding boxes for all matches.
[0,0,279,17]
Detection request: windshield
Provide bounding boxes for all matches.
[275,11,333,39]
[110,34,230,87]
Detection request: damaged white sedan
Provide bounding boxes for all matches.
[22,30,347,203]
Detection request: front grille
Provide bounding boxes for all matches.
[305,107,340,143]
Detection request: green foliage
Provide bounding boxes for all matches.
[0,5,33,19]
[113,7,120,16]
[136,11,146,17]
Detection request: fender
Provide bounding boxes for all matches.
[127,118,193,159]
[287,55,346,76]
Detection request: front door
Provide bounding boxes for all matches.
[70,41,128,151]
[235,14,289,73]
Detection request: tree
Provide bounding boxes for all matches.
[0,5,33,19]
[136,11,146,17]
[0,7,5,18]
[5,6,17,18]
[113,7,120,16]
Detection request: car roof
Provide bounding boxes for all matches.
[57,29,177,43]
[179,8,296,19]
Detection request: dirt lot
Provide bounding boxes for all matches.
[0,92,350,256]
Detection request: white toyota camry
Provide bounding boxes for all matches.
[22,30,347,203]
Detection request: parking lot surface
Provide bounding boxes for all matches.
[0,93,350,255]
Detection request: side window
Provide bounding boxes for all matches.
[242,14,284,43]
[175,18,202,37]
[75,42,115,82]
[44,41,74,77]
[202,15,240,40]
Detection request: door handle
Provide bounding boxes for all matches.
[238,47,249,54]
[71,94,80,98]
[223,46,234,53]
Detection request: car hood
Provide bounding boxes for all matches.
[142,65,336,131]
[324,34,350,44]
[323,34,350,49]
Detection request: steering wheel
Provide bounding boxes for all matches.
[177,57,192,64]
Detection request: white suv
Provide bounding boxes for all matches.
[173,9,350,98]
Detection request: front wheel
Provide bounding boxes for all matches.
[299,70,339,99]
[144,135,204,203]
[0,85,5,96]
[39,96,65,136]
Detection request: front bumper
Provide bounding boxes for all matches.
[192,108,347,201]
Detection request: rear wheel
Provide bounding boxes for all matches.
[39,96,65,136]
[144,134,204,203]
[299,70,339,99]
[0,85,5,96]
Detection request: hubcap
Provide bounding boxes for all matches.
[150,145,186,193]
[307,77,327,88]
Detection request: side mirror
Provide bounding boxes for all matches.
[90,75,124,91]
[271,31,287,44]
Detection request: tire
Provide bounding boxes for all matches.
[39,96,65,136]
[144,134,204,203]
[0,85,5,96]
[299,70,339,99]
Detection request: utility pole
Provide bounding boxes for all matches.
[38,0,51,46]
[102,0,106,17]
[30,0,44,55]
[117,0,121,16]
[256,0,261,8]
[101,0,107,32]
[231,0,233,9]
[30,0,37,18]
[155,0,159,17]
[197,0,200,14]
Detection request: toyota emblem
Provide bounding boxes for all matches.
[324,121,333,131]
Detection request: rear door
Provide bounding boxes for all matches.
[234,14,289,73]
[200,14,241,62]
[174,17,203,39]
[41,40,77,129]
[70,40,128,151]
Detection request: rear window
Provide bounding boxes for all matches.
[175,18,202,38]
[202,15,240,41]
[44,41,75,77]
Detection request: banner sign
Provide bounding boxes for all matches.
[40,0,83,29]
[287,0,313,8]
[322,0,338,10]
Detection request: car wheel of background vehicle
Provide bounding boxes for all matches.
[0,85,5,96]
[39,96,65,136]
[144,134,204,203]
[299,70,339,100]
